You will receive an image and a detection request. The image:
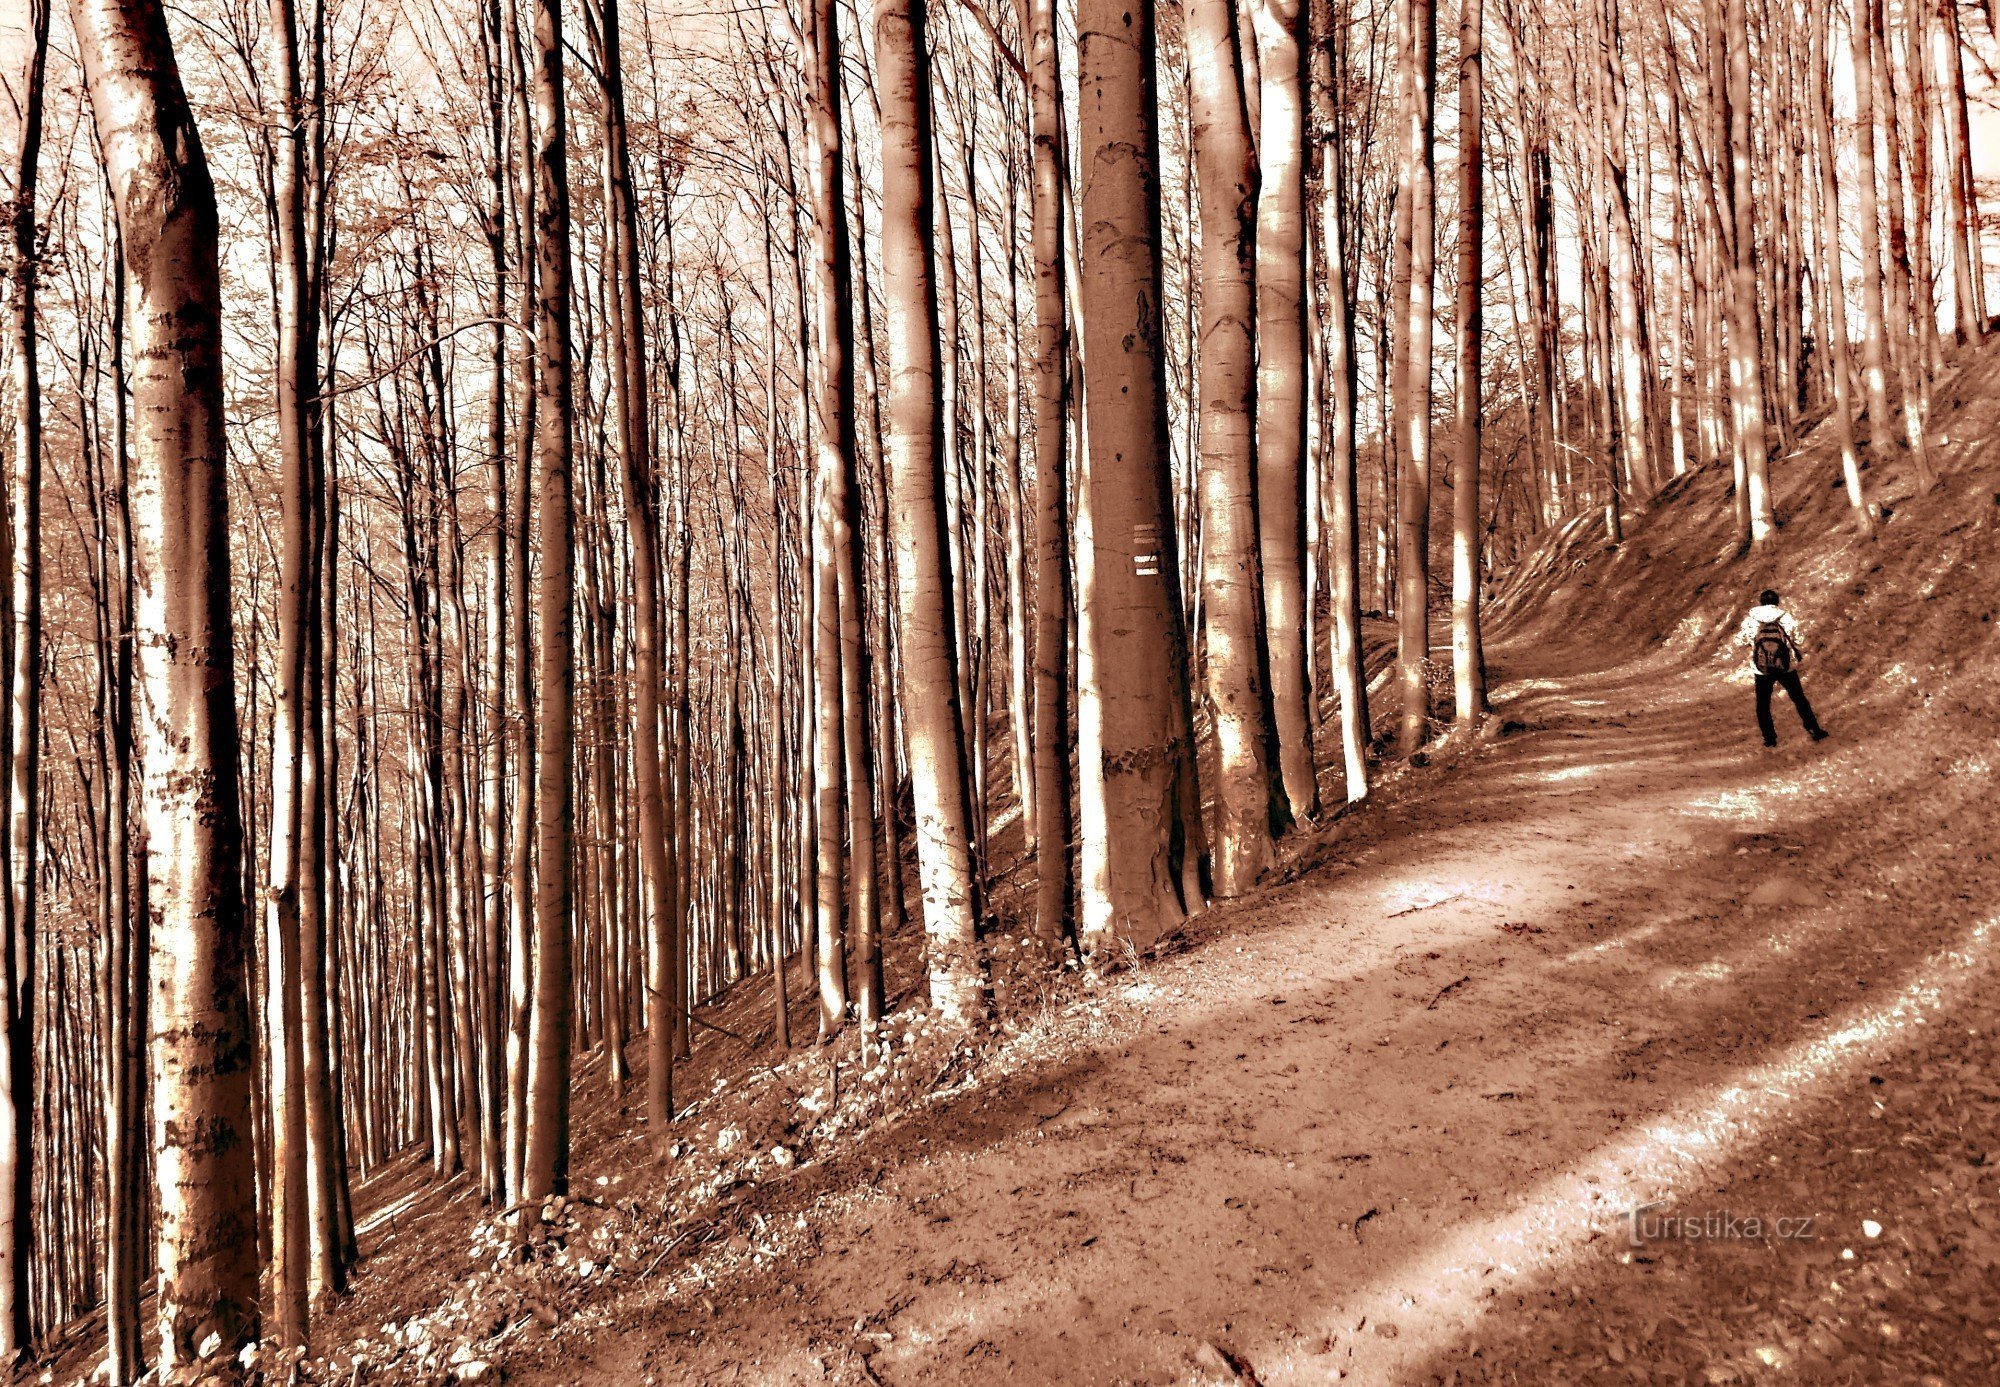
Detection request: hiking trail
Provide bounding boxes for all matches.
[499,612,2000,1385]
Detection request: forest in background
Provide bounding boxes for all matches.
[0,0,1994,1379]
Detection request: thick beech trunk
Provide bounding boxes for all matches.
[1077,0,1203,953]
[73,0,261,1369]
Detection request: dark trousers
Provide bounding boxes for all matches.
[1755,669,1823,744]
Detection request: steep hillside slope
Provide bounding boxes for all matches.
[144,338,2000,1387]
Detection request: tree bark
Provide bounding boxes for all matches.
[72,0,261,1370]
[1721,0,1774,544]
[1077,0,1203,952]
[1252,0,1316,821]
[595,0,675,1152]
[522,0,576,1207]
[1392,0,1438,753]
[1188,0,1283,895]
[0,0,48,1361]
[1023,0,1075,951]
[873,0,988,1020]
[1311,13,1369,804]
[1451,0,1487,725]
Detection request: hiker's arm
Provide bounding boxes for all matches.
[1783,613,1804,657]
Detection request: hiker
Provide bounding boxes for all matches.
[1739,589,1828,747]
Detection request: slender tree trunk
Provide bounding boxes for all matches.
[1809,0,1873,535]
[1848,0,1897,456]
[1392,0,1438,753]
[259,0,318,1345]
[873,0,988,1020]
[595,0,675,1151]
[1023,0,1075,951]
[1187,0,1282,895]
[101,210,146,1387]
[807,0,856,1035]
[1721,0,1774,544]
[501,0,537,1208]
[1312,16,1369,803]
[1252,0,1316,822]
[1935,0,1983,341]
[1451,0,1487,725]
[522,0,576,1207]
[0,0,47,1361]
[73,0,261,1370]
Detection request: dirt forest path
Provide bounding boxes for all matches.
[528,629,2000,1386]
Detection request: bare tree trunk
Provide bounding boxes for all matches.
[1451,0,1487,725]
[1392,0,1438,753]
[1252,0,1316,822]
[595,0,675,1152]
[1848,0,1896,456]
[1597,0,1655,500]
[1077,0,1203,953]
[1187,0,1282,895]
[259,0,318,1345]
[1023,0,1075,951]
[1935,0,1983,341]
[873,0,988,1020]
[0,0,47,1361]
[1808,0,1873,535]
[522,0,576,1207]
[807,0,855,1036]
[1312,10,1369,804]
[101,208,146,1387]
[1864,0,1935,490]
[1721,0,1774,544]
[501,0,537,1209]
[73,0,261,1370]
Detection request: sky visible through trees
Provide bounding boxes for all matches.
[0,0,1996,1379]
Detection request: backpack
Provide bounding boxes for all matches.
[1752,618,1796,675]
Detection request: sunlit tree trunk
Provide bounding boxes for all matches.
[1252,0,1315,821]
[1188,0,1282,895]
[1847,0,1896,456]
[1864,0,1934,491]
[500,0,537,1209]
[1808,0,1873,535]
[259,0,318,1345]
[1311,10,1368,803]
[100,210,147,1387]
[1597,0,1654,500]
[1391,0,1437,753]
[873,0,987,1020]
[1934,0,1982,341]
[1720,0,1774,544]
[806,0,856,1034]
[73,0,261,1370]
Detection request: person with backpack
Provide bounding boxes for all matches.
[1738,589,1828,747]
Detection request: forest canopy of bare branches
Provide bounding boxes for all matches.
[0,0,1995,1379]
